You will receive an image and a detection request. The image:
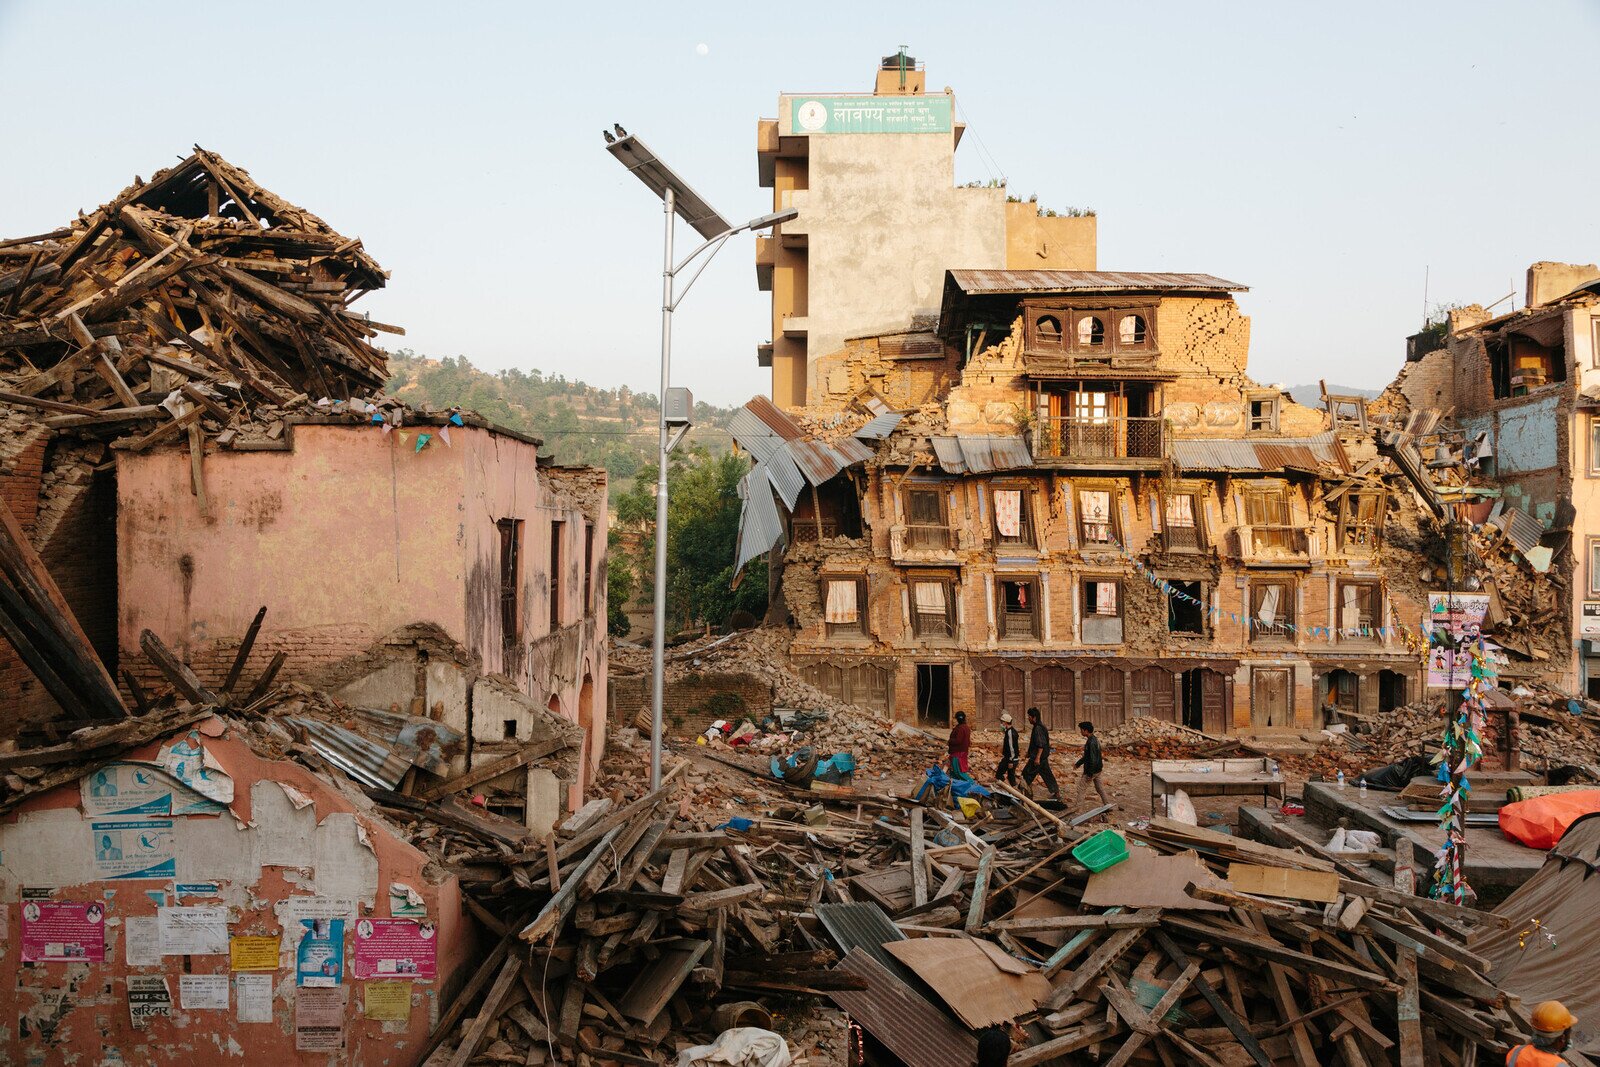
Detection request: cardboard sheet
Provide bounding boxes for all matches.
[1081,848,1230,911]
[1227,863,1340,903]
[884,936,1050,1028]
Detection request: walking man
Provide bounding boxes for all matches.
[947,711,973,781]
[1021,708,1059,800]
[1073,720,1111,811]
[995,712,1020,786]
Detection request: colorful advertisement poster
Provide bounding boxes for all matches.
[352,918,436,980]
[296,918,345,987]
[90,818,175,880]
[20,900,105,962]
[81,763,172,816]
[1425,593,1490,641]
[295,986,346,1051]
[1582,601,1600,638]
[128,975,172,1028]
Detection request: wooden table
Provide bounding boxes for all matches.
[1151,758,1286,815]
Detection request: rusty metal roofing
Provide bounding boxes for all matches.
[854,411,905,440]
[1492,507,1546,553]
[948,269,1247,295]
[929,434,1034,474]
[1171,432,1347,474]
[735,465,786,576]
[828,948,977,1067]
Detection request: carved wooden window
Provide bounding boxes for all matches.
[910,576,957,638]
[1250,581,1294,642]
[998,577,1040,641]
[823,576,867,638]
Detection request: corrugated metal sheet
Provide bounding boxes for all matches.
[929,434,1034,474]
[287,717,415,790]
[816,902,910,980]
[949,269,1247,295]
[726,407,784,464]
[787,437,853,486]
[1171,432,1347,473]
[854,412,905,440]
[743,394,805,440]
[828,949,977,1067]
[763,447,806,510]
[735,468,785,576]
[1494,507,1546,553]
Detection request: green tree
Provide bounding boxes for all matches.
[605,530,635,637]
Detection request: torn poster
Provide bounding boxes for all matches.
[235,972,273,1024]
[158,905,228,956]
[362,980,412,1022]
[295,986,347,1051]
[160,737,232,815]
[296,918,345,987]
[128,975,172,1029]
[90,818,175,880]
[125,916,161,967]
[277,896,357,927]
[353,918,436,979]
[230,935,281,971]
[179,973,229,1010]
[174,883,220,901]
[20,900,106,962]
[81,764,173,816]
[388,882,426,918]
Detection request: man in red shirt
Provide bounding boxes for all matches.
[947,711,972,781]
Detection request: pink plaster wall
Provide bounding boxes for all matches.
[0,724,472,1065]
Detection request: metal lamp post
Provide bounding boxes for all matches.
[604,125,798,788]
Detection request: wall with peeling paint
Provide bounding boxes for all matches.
[0,721,470,1066]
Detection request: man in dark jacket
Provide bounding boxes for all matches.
[1073,720,1111,811]
[947,711,973,781]
[1020,707,1059,799]
[995,712,1020,786]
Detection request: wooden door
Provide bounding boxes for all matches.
[1032,666,1075,730]
[1130,667,1176,721]
[1200,670,1228,734]
[977,665,1024,727]
[1251,668,1291,727]
[1080,666,1125,730]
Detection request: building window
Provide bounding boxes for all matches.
[1589,417,1600,477]
[1168,580,1205,634]
[1249,581,1294,642]
[1248,397,1279,433]
[1118,314,1147,346]
[1243,485,1297,555]
[497,519,523,649]
[1337,581,1379,639]
[910,577,956,638]
[583,521,595,614]
[1035,314,1062,347]
[1589,538,1600,595]
[1077,487,1117,546]
[549,519,565,629]
[503,719,518,739]
[823,576,866,637]
[1081,579,1123,645]
[1162,492,1203,551]
[1075,314,1105,347]
[1593,316,1600,369]
[992,487,1034,549]
[903,486,952,550]
[998,577,1040,641]
[1338,491,1384,553]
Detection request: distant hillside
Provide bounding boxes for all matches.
[385,351,740,488]
[1287,383,1384,408]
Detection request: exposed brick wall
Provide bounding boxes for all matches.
[608,669,774,738]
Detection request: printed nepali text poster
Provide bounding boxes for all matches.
[296,918,345,987]
[82,763,173,816]
[20,900,105,962]
[230,935,281,970]
[158,905,228,955]
[235,973,274,1024]
[352,918,436,980]
[362,980,412,1022]
[295,986,347,1051]
[127,975,172,1028]
[90,818,175,880]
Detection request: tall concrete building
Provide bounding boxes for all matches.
[756,51,1097,409]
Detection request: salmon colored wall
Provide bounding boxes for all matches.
[0,723,471,1066]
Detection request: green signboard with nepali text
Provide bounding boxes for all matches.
[789,94,952,135]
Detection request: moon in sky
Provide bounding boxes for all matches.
[696,43,709,56]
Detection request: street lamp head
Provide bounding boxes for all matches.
[745,207,799,231]
[603,125,732,239]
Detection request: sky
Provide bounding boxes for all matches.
[2,1,1597,408]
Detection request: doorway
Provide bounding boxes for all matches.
[1181,669,1227,734]
[1251,668,1292,728]
[915,664,950,727]
[1377,670,1407,712]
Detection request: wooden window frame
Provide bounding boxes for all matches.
[1337,491,1385,553]
[822,575,869,639]
[582,521,595,614]
[1248,580,1295,643]
[1161,490,1206,552]
[991,483,1036,550]
[497,518,524,650]
[1589,416,1600,477]
[1021,299,1158,359]
[1080,577,1124,646]
[908,574,958,640]
[549,519,565,629]
[1247,393,1279,434]
[1076,483,1120,548]
[997,575,1042,643]
[1336,580,1381,641]
[1166,579,1207,636]
[902,484,953,551]
[1589,537,1600,596]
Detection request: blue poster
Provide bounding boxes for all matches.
[296,918,344,987]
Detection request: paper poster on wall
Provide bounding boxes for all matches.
[1582,601,1600,637]
[179,973,230,1010]
[158,905,228,955]
[295,986,347,1051]
[362,980,412,1022]
[296,918,345,987]
[235,973,274,1024]
[277,897,356,927]
[81,764,173,816]
[388,883,426,918]
[125,915,161,967]
[353,918,436,979]
[127,975,173,1028]
[175,883,220,901]
[160,738,232,815]
[90,818,175,880]
[20,900,106,962]
[230,935,281,971]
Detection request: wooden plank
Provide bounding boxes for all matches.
[1226,863,1339,903]
[138,628,216,704]
[1044,925,1144,1010]
[1337,876,1511,930]
[519,824,624,944]
[220,605,267,696]
[964,846,994,933]
[443,949,523,1067]
[910,806,928,908]
[1152,931,1273,1067]
[986,913,1158,934]
[1162,916,1398,992]
[1008,1022,1123,1067]
[416,736,572,801]
[617,940,709,1023]
[1397,946,1424,1066]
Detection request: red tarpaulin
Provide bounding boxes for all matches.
[1498,790,1600,850]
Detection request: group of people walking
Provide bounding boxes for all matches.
[944,708,1112,812]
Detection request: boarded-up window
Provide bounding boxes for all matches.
[904,487,951,550]
[1244,487,1289,526]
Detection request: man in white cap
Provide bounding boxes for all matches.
[995,712,1020,787]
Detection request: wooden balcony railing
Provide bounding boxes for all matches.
[1035,416,1164,461]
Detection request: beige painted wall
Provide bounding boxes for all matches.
[1004,202,1096,270]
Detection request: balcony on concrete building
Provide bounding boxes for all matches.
[755,234,774,291]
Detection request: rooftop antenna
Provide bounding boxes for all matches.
[1422,264,1430,327]
[897,45,909,89]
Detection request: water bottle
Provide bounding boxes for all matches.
[1337,770,1346,790]
[1359,777,1367,797]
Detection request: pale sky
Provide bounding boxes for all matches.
[2,1,1597,407]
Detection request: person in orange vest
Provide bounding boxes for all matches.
[1507,1001,1578,1065]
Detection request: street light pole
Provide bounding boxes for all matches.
[604,125,798,790]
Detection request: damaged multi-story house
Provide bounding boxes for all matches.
[736,53,1439,733]
[1380,260,1600,695]
[0,151,608,830]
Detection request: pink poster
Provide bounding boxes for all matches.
[352,918,436,980]
[21,901,106,963]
